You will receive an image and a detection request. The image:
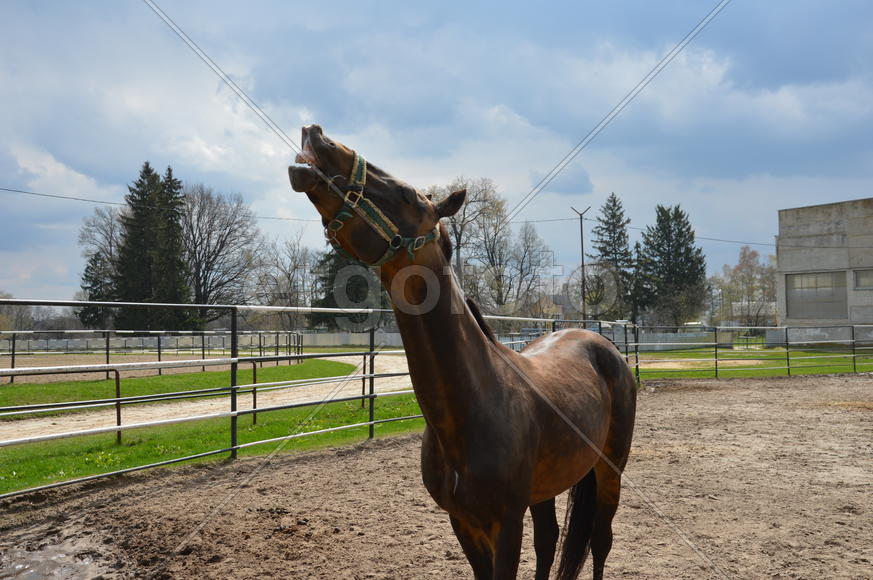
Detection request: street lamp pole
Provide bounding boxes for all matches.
[571,206,591,322]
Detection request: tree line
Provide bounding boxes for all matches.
[70,162,727,331]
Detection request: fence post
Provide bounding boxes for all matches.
[785,327,791,377]
[114,370,122,445]
[157,335,162,376]
[598,321,603,336]
[368,327,376,439]
[275,332,280,366]
[634,325,641,384]
[9,333,15,385]
[251,362,258,425]
[623,324,630,363]
[361,337,368,408]
[105,331,110,381]
[713,328,719,379]
[201,333,206,372]
[551,319,557,334]
[230,308,239,459]
[851,325,857,374]
[258,332,263,366]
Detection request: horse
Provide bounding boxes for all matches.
[288,125,637,579]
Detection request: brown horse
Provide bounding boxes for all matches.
[288,125,636,580]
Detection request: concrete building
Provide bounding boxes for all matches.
[775,197,873,326]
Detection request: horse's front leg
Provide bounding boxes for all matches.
[450,515,493,580]
[490,508,526,580]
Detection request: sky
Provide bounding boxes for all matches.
[1,0,871,300]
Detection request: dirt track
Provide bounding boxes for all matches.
[1,375,872,578]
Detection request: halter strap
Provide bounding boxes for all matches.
[324,152,441,267]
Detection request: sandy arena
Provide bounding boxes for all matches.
[1,374,871,578]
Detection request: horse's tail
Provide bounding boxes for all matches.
[556,468,598,580]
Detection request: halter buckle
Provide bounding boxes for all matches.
[412,236,426,251]
[344,186,364,208]
[389,235,403,250]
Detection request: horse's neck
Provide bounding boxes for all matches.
[381,249,497,439]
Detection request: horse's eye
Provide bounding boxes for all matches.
[326,140,337,149]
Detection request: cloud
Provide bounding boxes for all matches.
[1,0,872,300]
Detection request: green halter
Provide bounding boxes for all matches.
[324,152,441,267]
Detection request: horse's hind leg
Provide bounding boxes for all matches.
[530,497,559,580]
[590,461,623,580]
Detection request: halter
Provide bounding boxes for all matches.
[324,152,441,267]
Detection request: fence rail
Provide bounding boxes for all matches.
[2,296,872,499]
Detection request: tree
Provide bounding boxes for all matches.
[151,166,191,329]
[182,184,263,325]
[508,222,553,315]
[469,194,513,312]
[427,177,499,288]
[113,162,192,330]
[709,246,776,326]
[76,206,123,327]
[638,204,707,326]
[77,252,116,327]
[252,233,318,330]
[308,250,388,330]
[589,193,633,319]
[627,242,653,324]
[0,291,34,330]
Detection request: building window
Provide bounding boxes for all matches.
[785,271,848,319]
[855,269,873,290]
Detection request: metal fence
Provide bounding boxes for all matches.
[0,299,560,500]
[2,297,872,500]
[629,324,873,379]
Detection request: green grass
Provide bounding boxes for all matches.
[0,359,355,419]
[0,392,424,495]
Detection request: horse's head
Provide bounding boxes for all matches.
[288,125,465,267]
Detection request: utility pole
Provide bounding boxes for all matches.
[571,206,591,322]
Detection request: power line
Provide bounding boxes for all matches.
[0,186,126,207]
[8,183,870,249]
[503,0,733,225]
[0,186,321,223]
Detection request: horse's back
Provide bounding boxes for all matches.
[522,328,632,384]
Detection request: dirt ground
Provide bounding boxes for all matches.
[0,355,411,443]
[1,374,872,579]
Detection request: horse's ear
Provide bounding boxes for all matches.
[436,189,466,218]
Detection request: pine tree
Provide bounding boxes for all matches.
[627,241,653,324]
[152,166,192,328]
[113,163,192,330]
[114,162,162,329]
[638,205,707,326]
[76,252,116,328]
[589,192,633,318]
[307,251,388,330]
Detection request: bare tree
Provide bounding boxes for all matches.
[709,246,776,326]
[79,206,124,263]
[427,177,499,289]
[509,222,553,315]
[252,232,318,330]
[181,184,263,324]
[0,291,34,330]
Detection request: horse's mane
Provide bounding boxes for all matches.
[466,298,496,343]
